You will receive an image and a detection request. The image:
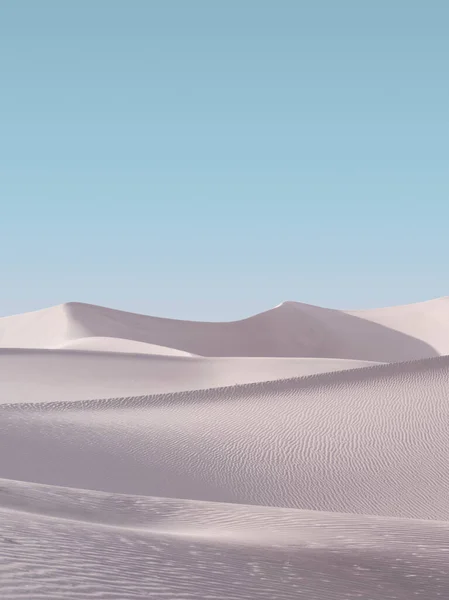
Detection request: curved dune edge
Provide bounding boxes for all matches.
[0,348,380,404]
[2,355,449,521]
[2,352,445,411]
[2,299,449,599]
[1,477,449,539]
[1,296,449,361]
[57,336,196,356]
[1,479,449,600]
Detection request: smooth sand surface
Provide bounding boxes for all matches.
[1,297,449,360]
[0,348,378,404]
[1,298,449,599]
[59,336,196,356]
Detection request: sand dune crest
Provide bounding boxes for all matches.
[2,297,449,360]
[1,297,449,599]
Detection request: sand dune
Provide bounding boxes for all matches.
[1,298,449,599]
[1,479,449,600]
[2,355,449,519]
[1,297,449,360]
[58,336,195,355]
[0,348,378,403]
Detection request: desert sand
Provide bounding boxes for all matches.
[1,298,449,598]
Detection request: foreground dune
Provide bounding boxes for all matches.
[1,298,449,599]
[1,479,449,600]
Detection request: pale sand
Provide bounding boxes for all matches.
[59,336,195,356]
[0,348,378,404]
[1,297,449,360]
[1,298,449,599]
[1,479,449,600]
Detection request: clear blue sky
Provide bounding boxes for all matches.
[1,1,448,319]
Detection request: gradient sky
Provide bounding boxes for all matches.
[1,1,448,320]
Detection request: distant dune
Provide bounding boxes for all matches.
[1,298,449,599]
[1,297,449,361]
[58,336,195,356]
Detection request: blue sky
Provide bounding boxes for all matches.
[1,1,448,319]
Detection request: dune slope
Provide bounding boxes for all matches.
[2,356,449,519]
[1,479,449,600]
[1,297,449,361]
[0,348,378,403]
[2,297,449,599]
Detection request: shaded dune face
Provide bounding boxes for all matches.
[2,356,449,520]
[1,298,449,599]
[1,297,447,360]
[1,480,449,600]
[1,479,449,600]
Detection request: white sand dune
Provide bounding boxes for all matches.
[1,297,449,360]
[1,479,449,600]
[1,297,449,599]
[2,355,449,519]
[58,336,195,355]
[0,348,378,404]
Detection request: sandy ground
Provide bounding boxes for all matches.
[1,298,449,598]
[0,348,379,404]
